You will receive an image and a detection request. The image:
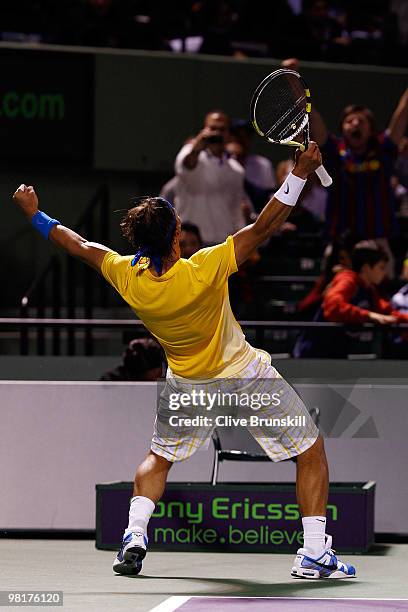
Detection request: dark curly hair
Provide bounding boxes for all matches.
[120,197,176,258]
[123,337,163,375]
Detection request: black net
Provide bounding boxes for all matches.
[253,72,307,142]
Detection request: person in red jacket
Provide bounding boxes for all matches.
[323,241,408,326]
[294,241,408,357]
[297,230,357,318]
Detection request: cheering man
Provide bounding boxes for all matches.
[13,142,355,580]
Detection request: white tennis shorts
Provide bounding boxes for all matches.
[151,350,319,463]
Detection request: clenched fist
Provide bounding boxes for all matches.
[13,184,39,219]
[292,142,322,180]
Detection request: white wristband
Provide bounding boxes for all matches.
[274,172,306,207]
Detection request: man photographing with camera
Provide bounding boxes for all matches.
[182,110,230,169]
[174,110,250,244]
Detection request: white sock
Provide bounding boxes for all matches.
[302,516,326,556]
[124,496,155,537]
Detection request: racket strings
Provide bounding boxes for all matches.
[253,75,307,142]
[279,114,308,144]
[265,96,306,139]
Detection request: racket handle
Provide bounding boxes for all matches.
[315,165,333,187]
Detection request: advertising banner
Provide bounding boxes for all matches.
[96,482,375,553]
[0,49,93,163]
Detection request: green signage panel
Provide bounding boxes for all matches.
[96,482,375,553]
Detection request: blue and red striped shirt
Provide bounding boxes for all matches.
[323,132,398,239]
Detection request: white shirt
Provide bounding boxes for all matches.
[175,143,246,244]
[244,154,276,191]
[301,185,328,222]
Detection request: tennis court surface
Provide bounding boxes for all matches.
[1,540,407,611]
[152,596,408,612]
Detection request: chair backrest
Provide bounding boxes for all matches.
[212,425,269,456]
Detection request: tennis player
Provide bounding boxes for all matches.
[13,142,355,580]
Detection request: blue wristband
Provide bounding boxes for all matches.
[31,210,61,239]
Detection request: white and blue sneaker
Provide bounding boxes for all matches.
[113,531,148,576]
[291,535,356,579]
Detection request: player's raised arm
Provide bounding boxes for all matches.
[232,144,322,268]
[310,107,329,147]
[13,184,112,273]
[387,87,408,146]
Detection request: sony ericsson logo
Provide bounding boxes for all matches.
[152,498,338,524]
[150,498,338,547]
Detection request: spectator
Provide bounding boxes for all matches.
[274,158,324,233]
[199,0,236,56]
[401,254,408,283]
[311,81,408,275]
[325,240,408,357]
[3,0,406,66]
[297,230,358,317]
[392,0,408,47]
[180,222,203,258]
[1,0,56,44]
[322,241,405,323]
[159,136,198,205]
[288,0,351,62]
[174,110,248,244]
[100,337,163,381]
[312,87,408,235]
[235,0,293,50]
[346,0,400,66]
[294,241,408,357]
[393,136,408,190]
[392,137,408,220]
[276,159,327,226]
[226,119,276,213]
[388,256,408,356]
[72,0,120,48]
[159,176,179,206]
[391,286,408,313]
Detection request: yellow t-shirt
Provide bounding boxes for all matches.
[101,236,255,379]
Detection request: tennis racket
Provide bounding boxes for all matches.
[250,69,332,187]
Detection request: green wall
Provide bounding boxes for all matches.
[94,50,408,170]
[1,43,408,307]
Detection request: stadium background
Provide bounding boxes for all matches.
[1,1,408,609]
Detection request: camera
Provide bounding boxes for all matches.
[206,134,224,144]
